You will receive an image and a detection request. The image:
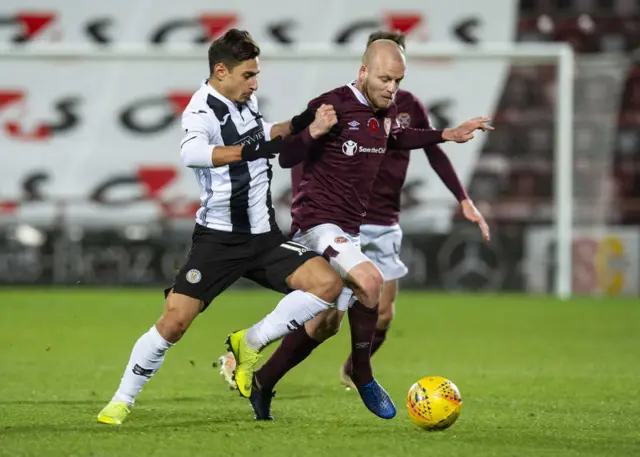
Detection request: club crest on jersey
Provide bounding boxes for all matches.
[334,236,348,244]
[367,118,380,133]
[186,269,202,284]
[397,112,411,128]
[384,117,392,136]
[348,120,360,131]
[342,140,358,156]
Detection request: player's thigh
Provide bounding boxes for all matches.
[167,225,249,311]
[162,289,203,317]
[287,256,343,301]
[360,224,408,283]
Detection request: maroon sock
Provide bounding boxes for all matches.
[254,326,320,392]
[347,301,379,386]
[344,327,388,378]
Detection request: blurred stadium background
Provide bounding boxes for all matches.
[1,0,640,296]
[1,1,639,456]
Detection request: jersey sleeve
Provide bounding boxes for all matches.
[410,95,433,130]
[409,95,468,202]
[180,109,221,168]
[262,120,275,141]
[388,125,444,149]
[388,95,444,149]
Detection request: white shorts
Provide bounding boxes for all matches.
[293,223,372,311]
[360,223,408,281]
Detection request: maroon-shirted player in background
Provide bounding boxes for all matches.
[225,38,493,421]
[335,31,491,389]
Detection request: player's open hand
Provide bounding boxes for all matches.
[461,199,490,243]
[443,117,494,143]
[309,104,338,139]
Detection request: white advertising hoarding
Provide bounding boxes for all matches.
[0,0,516,232]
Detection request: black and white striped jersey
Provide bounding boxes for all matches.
[180,80,278,234]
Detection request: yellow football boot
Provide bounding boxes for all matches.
[97,401,131,425]
[226,329,261,398]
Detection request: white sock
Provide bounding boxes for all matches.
[112,325,173,407]
[245,290,331,350]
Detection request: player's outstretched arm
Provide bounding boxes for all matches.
[413,95,468,202]
[267,107,316,139]
[389,126,446,149]
[424,146,490,242]
[390,117,493,149]
[181,137,283,168]
[424,145,468,202]
[218,139,284,166]
[268,121,294,139]
[180,108,282,167]
[278,104,338,169]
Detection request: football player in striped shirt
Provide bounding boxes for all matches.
[97,29,343,425]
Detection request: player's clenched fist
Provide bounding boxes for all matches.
[309,104,338,139]
[442,117,494,143]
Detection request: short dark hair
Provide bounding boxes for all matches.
[208,29,260,73]
[366,31,406,50]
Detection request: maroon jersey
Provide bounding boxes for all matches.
[363,89,430,226]
[290,84,397,234]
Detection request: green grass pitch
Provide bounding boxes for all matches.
[0,289,639,457]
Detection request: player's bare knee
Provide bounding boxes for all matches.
[156,296,200,343]
[348,262,384,307]
[156,310,191,343]
[155,316,179,343]
[360,271,384,307]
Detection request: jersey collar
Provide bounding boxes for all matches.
[204,79,243,112]
[347,81,369,106]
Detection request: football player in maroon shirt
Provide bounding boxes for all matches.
[225,36,492,421]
